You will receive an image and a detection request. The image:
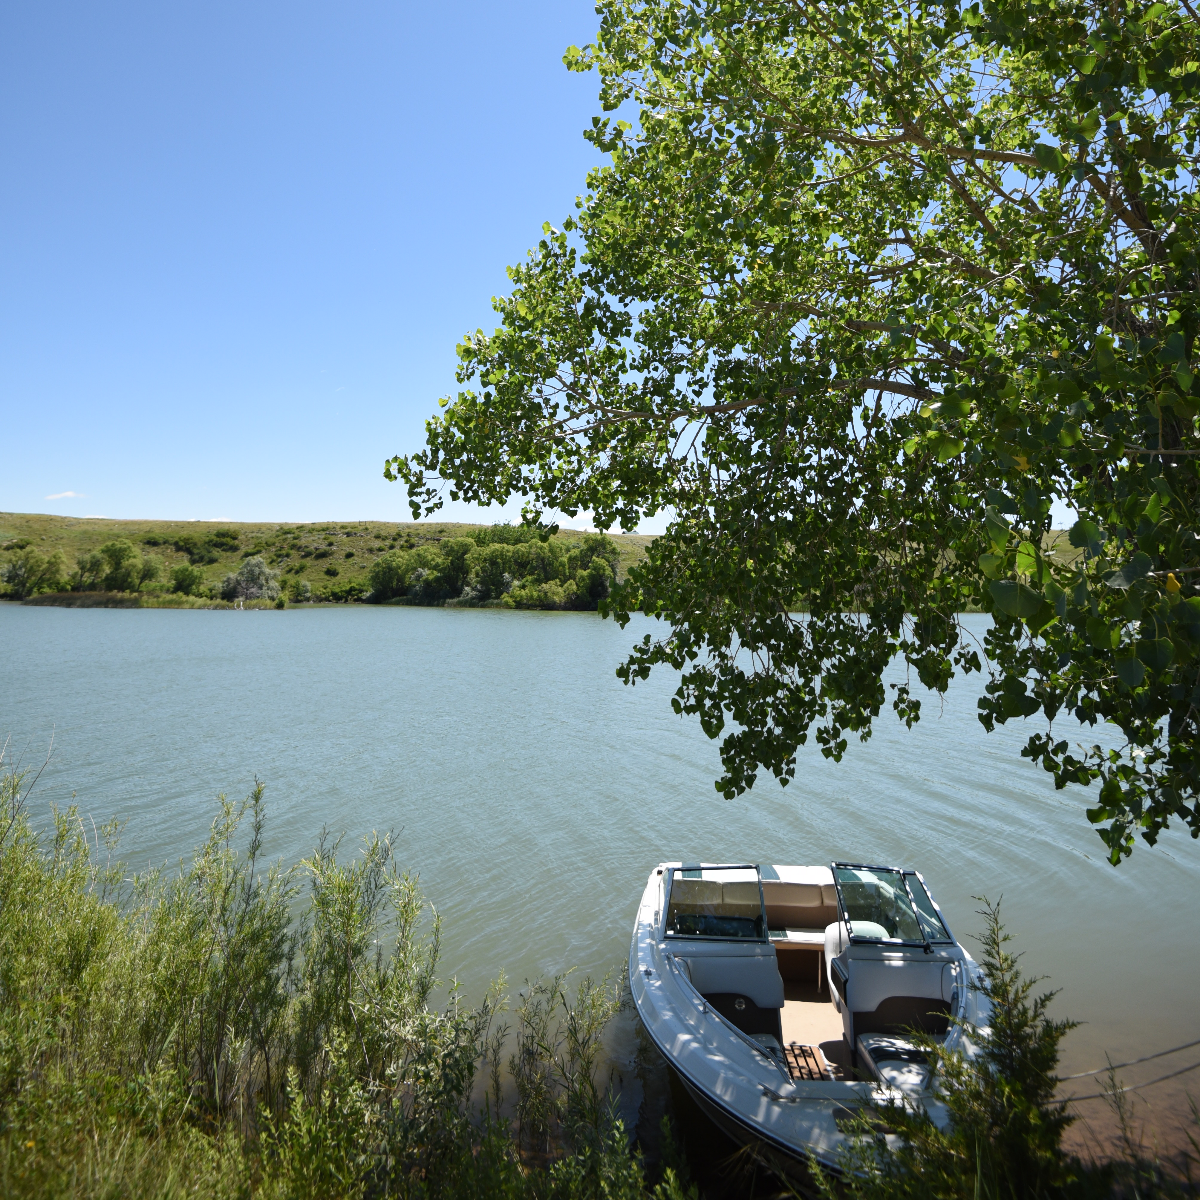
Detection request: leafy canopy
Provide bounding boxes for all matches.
[388,0,1200,862]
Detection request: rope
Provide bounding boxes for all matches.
[1059,1036,1200,1079]
[1062,1056,1200,1103]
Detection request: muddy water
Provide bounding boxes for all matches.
[3,603,1197,1158]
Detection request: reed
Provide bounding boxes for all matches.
[0,749,701,1199]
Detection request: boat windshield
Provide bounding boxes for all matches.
[664,866,766,941]
[833,864,930,944]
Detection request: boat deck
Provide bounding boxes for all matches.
[780,979,853,1081]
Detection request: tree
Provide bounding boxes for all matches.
[171,564,207,596]
[137,554,163,591]
[75,551,106,591]
[387,0,1200,862]
[98,540,144,592]
[220,556,280,602]
[1,548,68,598]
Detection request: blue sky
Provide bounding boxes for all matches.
[0,0,628,528]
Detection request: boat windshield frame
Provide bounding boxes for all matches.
[831,861,955,948]
[662,863,769,944]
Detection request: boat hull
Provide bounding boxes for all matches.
[630,861,986,1174]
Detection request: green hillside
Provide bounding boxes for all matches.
[0,512,654,606]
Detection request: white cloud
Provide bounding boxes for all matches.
[45,490,86,500]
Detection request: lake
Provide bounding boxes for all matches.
[3,601,1198,1153]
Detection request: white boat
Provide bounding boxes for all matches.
[629,861,990,1171]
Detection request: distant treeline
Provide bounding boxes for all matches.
[368,526,619,610]
[0,524,622,610]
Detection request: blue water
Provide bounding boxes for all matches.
[3,602,1198,1129]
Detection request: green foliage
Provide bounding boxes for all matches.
[0,751,660,1200]
[93,540,161,592]
[387,0,1200,861]
[74,551,106,591]
[171,563,208,596]
[0,548,69,598]
[367,527,619,609]
[818,899,1080,1200]
[322,579,368,603]
[220,556,281,602]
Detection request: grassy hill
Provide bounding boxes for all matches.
[0,512,655,605]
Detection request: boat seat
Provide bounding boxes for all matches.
[676,953,785,1011]
[856,1033,932,1095]
[828,953,951,1056]
[762,880,839,931]
[721,881,764,918]
[668,878,722,912]
[770,928,828,988]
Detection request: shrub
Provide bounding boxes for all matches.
[325,579,367,603]
[219,556,280,601]
[171,564,207,596]
[98,540,139,591]
[465,543,517,601]
[818,899,1081,1200]
[171,534,220,565]
[0,752,661,1200]
[324,566,339,577]
[1,548,69,598]
[367,547,441,602]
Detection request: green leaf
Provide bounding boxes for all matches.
[1115,656,1146,688]
[1032,143,1068,172]
[1158,331,1186,363]
[931,434,965,463]
[989,580,1043,618]
[934,397,971,419]
[1136,638,1174,672]
[1068,519,1103,555]
[985,507,1011,550]
[1088,616,1118,649]
[1106,552,1152,589]
[1144,493,1162,523]
[978,552,1005,579]
[1044,578,1068,617]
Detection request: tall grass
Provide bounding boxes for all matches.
[0,753,695,1200]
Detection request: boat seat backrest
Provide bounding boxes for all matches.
[846,958,950,1036]
[676,953,785,1010]
[669,878,722,912]
[762,880,839,931]
[720,881,763,917]
[848,959,944,1011]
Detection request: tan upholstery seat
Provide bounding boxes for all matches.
[721,881,764,917]
[762,880,839,932]
[668,878,722,913]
